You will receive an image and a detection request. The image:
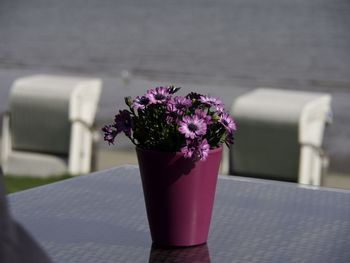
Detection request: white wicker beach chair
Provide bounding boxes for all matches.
[1,75,102,177]
[222,88,332,186]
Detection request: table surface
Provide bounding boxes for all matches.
[8,165,350,263]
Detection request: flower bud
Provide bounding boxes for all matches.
[124,96,133,107]
[167,86,181,94]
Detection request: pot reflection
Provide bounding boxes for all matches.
[148,243,211,263]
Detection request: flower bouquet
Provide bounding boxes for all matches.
[102,86,236,247]
[102,86,236,158]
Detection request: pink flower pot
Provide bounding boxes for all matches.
[136,147,222,247]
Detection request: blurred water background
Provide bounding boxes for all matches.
[0,0,349,176]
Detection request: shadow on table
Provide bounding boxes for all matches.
[149,243,211,263]
[0,167,52,263]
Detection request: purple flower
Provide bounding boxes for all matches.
[219,112,237,133]
[166,111,179,124]
[197,139,210,161]
[195,109,213,124]
[167,97,192,115]
[199,95,224,111]
[146,87,170,104]
[181,139,210,161]
[178,115,207,139]
[114,110,134,136]
[199,95,222,106]
[225,132,234,148]
[102,125,116,144]
[216,104,224,112]
[133,96,150,110]
[186,92,202,100]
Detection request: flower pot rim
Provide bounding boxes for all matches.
[136,146,223,155]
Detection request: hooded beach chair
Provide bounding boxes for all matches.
[1,75,102,177]
[222,88,332,186]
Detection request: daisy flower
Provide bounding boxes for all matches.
[178,115,207,139]
[186,92,202,100]
[219,112,237,133]
[114,110,134,136]
[167,97,192,115]
[181,139,210,161]
[199,95,222,106]
[195,109,213,124]
[102,125,116,145]
[166,111,179,124]
[146,87,169,104]
[133,96,150,110]
[225,132,234,148]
